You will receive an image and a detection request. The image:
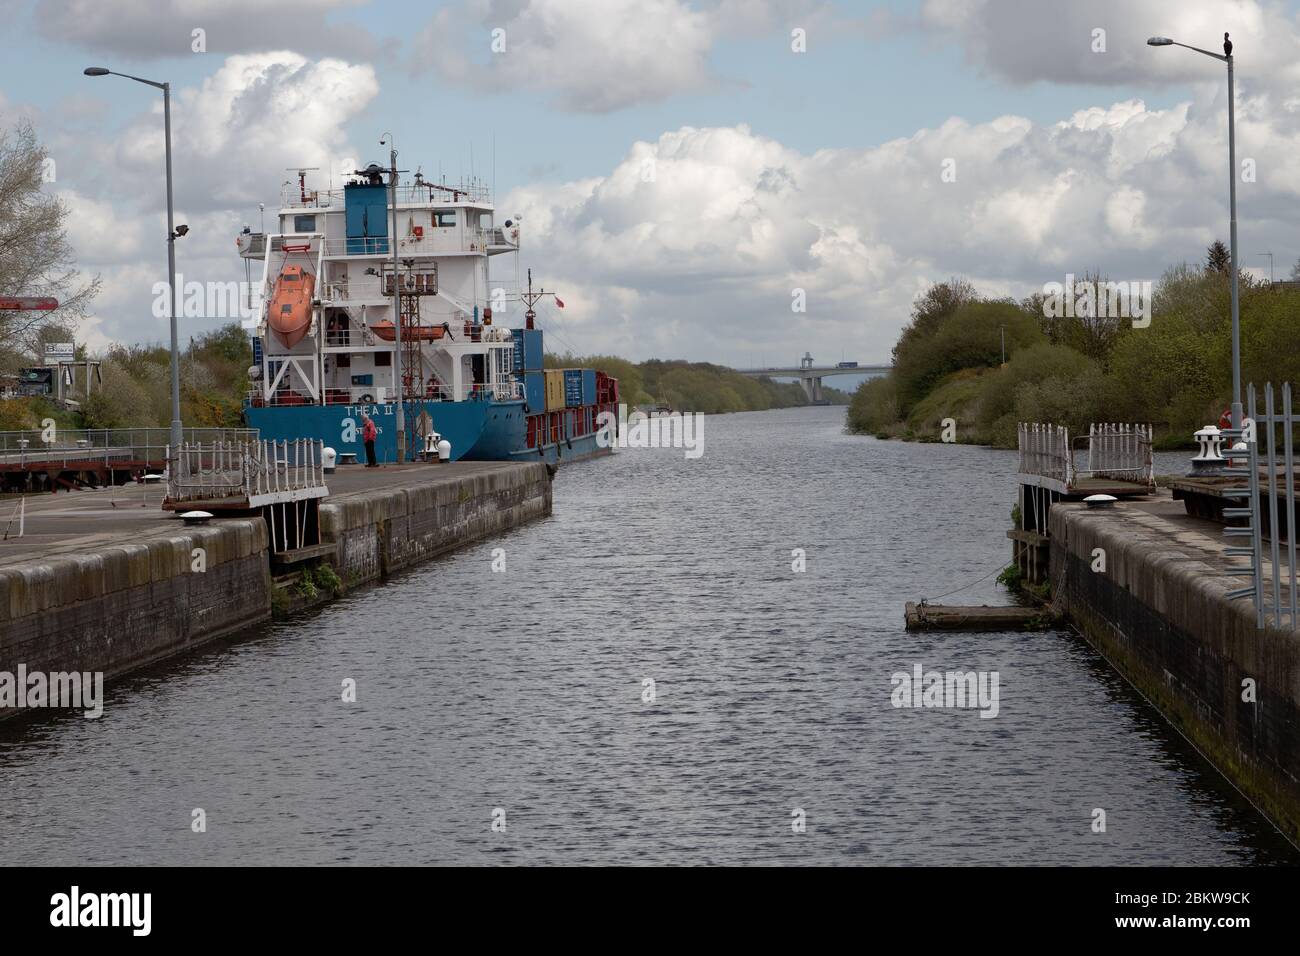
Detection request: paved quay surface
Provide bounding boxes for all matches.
[0,461,531,568]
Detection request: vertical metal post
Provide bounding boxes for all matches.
[163,83,183,453]
[1266,385,1282,626]
[1249,386,1264,628]
[1284,383,1298,628]
[388,145,406,463]
[1228,56,1243,431]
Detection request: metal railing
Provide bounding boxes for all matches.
[1083,423,1154,483]
[279,182,493,208]
[1018,422,1153,488]
[0,427,257,469]
[1221,383,1300,630]
[168,438,325,504]
[320,231,489,258]
[1018,423,1072,484]
[248,380,522,407]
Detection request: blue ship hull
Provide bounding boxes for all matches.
[244,399,610,466]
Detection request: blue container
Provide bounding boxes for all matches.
[563,369,583,407]
[523,370,546,412]
[511,328,544,372]
[581,369,597,406]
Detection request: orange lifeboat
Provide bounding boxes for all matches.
[268,264,314,348]
[369,321,446,342]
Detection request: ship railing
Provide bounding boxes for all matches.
[420,381,523,402]
[167,438,325,505]
[247,382,523,407]
[0,427,257,470]
[320,230,488,259]
[280,183,492,209]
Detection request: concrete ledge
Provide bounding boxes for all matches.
[321,462,552,583]
[0,518,272,717]
[1051,501,1300,842]
[0,461,554,721]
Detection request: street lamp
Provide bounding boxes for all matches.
[1147,34,1242,429]
[379,132,405,463]
[83,66,185,453]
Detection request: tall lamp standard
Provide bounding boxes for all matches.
[83,66,185,452]
[1147,34,1242,429]
[379,133,405,463]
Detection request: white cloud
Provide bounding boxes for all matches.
[100,52,377,213]
[34,0,381,59]
[18,52,378,351]
[412,0,836,112]
[501,78,1300,364]
[917,0,1300,88]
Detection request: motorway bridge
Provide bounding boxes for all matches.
[732,353,889,403]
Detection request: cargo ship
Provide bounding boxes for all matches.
[236,165,617,464]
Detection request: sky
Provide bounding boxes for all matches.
[5,0,1300,368]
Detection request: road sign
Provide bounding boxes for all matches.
[44,342,75,364]
[0,297,59,311]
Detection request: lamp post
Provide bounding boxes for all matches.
[379,133,405,463]
[1147,35,1242,429]
[83,66,185,452]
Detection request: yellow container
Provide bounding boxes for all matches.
[545,369,567,411]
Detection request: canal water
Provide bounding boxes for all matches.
[1,405,1295,865]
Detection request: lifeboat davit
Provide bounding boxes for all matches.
[369,321,446,342]
[268,264,314,348]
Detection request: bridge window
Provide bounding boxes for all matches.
[434,210,456,228]
[294,215,317,232]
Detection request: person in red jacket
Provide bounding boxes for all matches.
[361,413,378,467]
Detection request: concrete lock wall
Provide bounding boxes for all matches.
[1051,503,1300,842]
[0,463,553,721]
[319,462,552,582]
[0,518,272,716]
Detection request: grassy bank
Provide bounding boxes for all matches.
[544,353,850,413]
[849,263,1300,449]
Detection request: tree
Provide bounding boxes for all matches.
[0,121,99,356]
[1205,240,1231,276]
[1047,270,1132,365]
[891,277,978,365]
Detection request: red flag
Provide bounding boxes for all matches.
[554,297,565,309]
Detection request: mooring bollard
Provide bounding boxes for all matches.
[1189,425,1227,475]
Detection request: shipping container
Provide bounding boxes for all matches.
[511,328,544,372]
[563,368,583,407]
[523,370,546,412]
[581,368,597,406]
[545,369,567,411]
